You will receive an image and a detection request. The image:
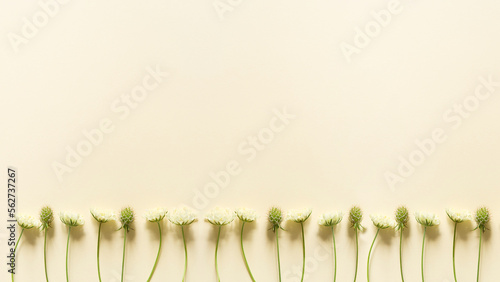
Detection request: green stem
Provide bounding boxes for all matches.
[44,228,49,282]
[182,226,188,282]
[121,229,127,282]
[452,223,457,282]
[477,229,482,282]
[276,229,281,282]
[399,230,404,282]
[66,226,71,282]
[332,227,337,282]
[421,227,427,282]
[11,228,24,282]
[241,222,255,282]
[354,229,358,282]
[301,222,306,282]
[97,223,102,282]
[215,226,221,282]
[367,229,380,282]
[147,222,162,282]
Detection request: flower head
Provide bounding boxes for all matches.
[286,208,312,223]
[268,206,284,232]
[235,208,257,223]
[318,211,343,227]
[168,207,197,226]
[144,208,168,223]
[474,207,490,232]
[39,206,54,230]
[370,214,397,229]
[349,206,364,230]
[446,208,472,223]
[119,207,135,232]
[414,211,440,227]
[16,214,41,229]
[90,208,116,223]
[59,211,85,227]
[205,207,235,226]
[395,206,409,231]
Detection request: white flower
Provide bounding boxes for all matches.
[90,208,116,223]
[235,208,257,222]
[168,207,197,226]
[287,208,312,223]
[414,211,440,227]
[318,211,344,227]
[144,208,168,223]
[205,207,236,226]
[370,214,397,229]
[59,211,84,227]
[446,208,472,223]
[16,214,41,229]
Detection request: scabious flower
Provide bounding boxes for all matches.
[446,208,472,223]
[268,206,284,281]
[144,208,168,223]
[286,208,312,223]
[415,211,439,282]
[235,207,257,223]
[90,208,116,223]
[205,207,236,226]
[318,211,343,227]
[59,211,85,227]
[474,207,490,281]
[349,206,363,282]
[367,214,396,281]
[39,206,54,281]
[16,214,41,229]
[395,206,409,282]
[168,207,197,281]
[119,207,134,282]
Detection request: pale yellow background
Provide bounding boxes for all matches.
[1,0,500,281]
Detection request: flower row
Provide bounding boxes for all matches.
[12,206,490,282]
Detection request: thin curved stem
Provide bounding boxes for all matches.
[452,223,457,282]
[215,226,221,282]
[182,226,188,282]
[147,222,162,282]
[97,223,102,282]
[399,230,404,282]
[276,229,281,282]
[367,229,380,282]
[301,222,306,282]
[241,222,255,282]
[354,229,358,282]
[421,227,427,282]
[121,229,127,282]
[11,228,24,282]
[66,226,71,282]
[477,230,482,282]
[44,229,49,282]
[331,227,337,282]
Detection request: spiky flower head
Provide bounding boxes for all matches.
[318,211,343,227]
[414,211,440,227]
[205,207,236,226]
[90,208,116,223]
[395,206,409,231]
[349,206,364,231]
[268,206,284,232]
[370,214,397,229]
[119,207,135,232]
[446,208,472,223]
[144,208,168,223]
[39,206,54,230]
[286,208,312,223]
[474,207,490,232]
[16,214,41,230]
[235,208,257,223]
[168,207,197,226]
[59,211,85,227]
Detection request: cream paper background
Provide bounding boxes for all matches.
[1,0,500,281]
